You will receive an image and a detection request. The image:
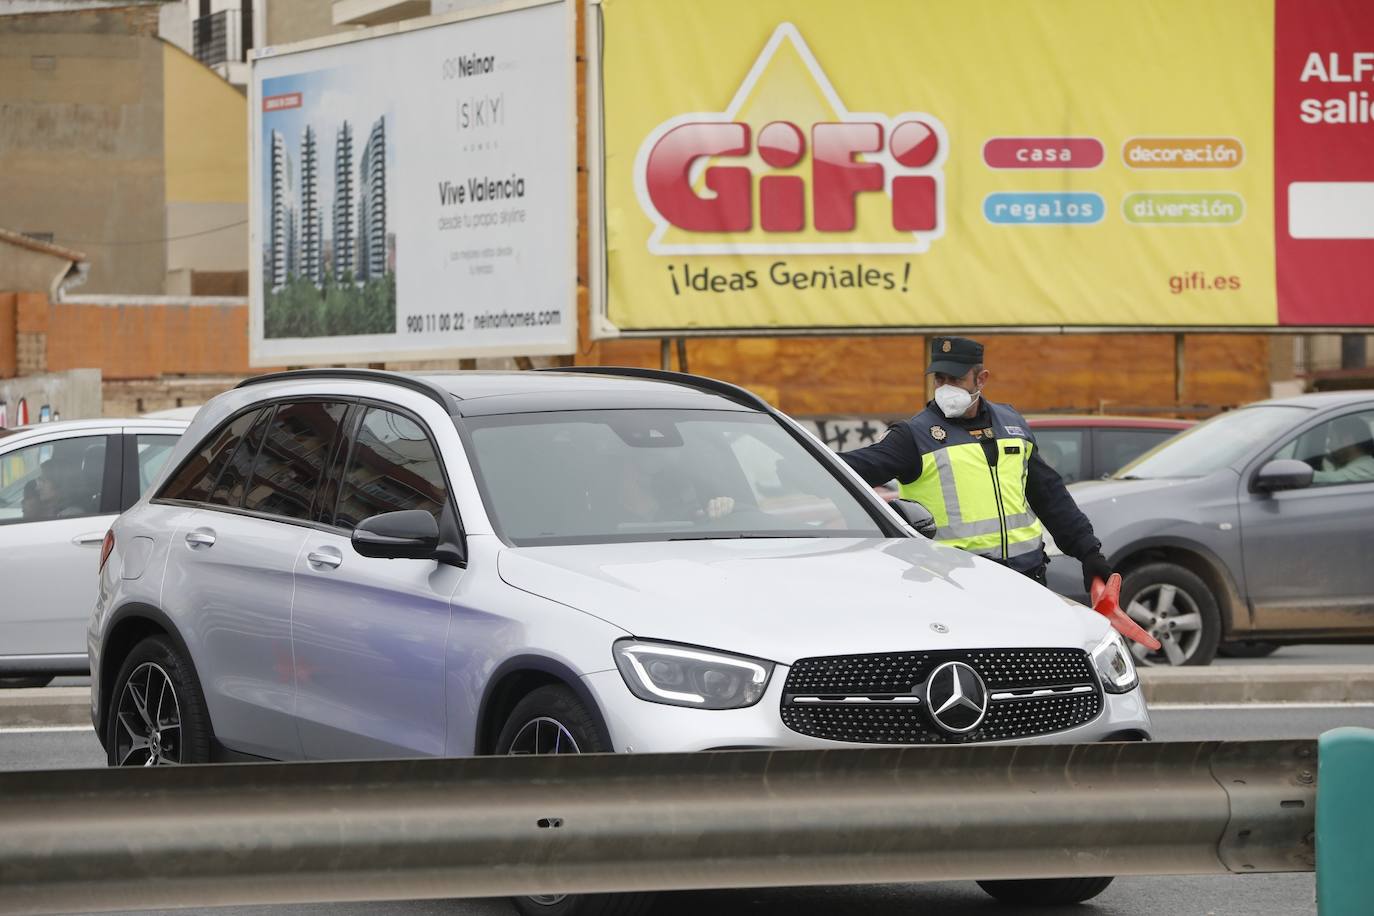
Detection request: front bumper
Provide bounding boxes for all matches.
[582,665,1152,754]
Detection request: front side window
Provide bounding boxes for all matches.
[243,401,350,521]
[1275,410,1374,488]
[464,409,884,546]
[0,436,108,525]
[334,408,448,530]
[159,408,263,503]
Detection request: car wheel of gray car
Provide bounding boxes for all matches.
[1218,640,1280,659]
[106,635,212,767]
[1119,563,1222,666]
[977,876,1114,905]
[496,685,654,916]
[0,676,54,689]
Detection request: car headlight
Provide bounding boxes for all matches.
[613,639,774,709]
[1091,630,1139,694]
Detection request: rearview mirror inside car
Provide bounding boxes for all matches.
[892,499,938,539]
[352,509,441,560]
[1252,458,1314,493]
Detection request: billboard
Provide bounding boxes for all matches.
[592,0,1374,333]
[250,0,575,365]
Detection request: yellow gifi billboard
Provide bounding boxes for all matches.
[592,0,1374,333]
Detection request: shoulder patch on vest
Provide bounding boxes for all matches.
[1005,425,1025,436]
[930,425,947,441]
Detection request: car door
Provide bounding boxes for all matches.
[157,404,309,759]
[0,429,120,666]
[292,403,462,759]
[1238,406,1374,634]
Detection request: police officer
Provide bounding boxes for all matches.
[840,336,1112,590]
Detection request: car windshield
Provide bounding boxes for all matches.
[1113,405,1308,479]
[462,408,886,546]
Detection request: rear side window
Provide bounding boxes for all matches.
[134,435,180,496]
[1033,429,1086,484]
[210,408,273,507]
[1093,429,1177,479]
[243,401,350,521]
[334,408,447,530]
[159,409,263,503]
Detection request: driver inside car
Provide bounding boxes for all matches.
[614,456,736,525]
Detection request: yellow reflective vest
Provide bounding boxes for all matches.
[897,402,1045,573]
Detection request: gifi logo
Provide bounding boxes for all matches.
[634,24,948,255]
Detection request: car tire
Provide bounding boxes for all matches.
[977,876,1114,905]
[1119,563,1222,666]
[495,685,654,916]
[0,676,54,689]
[105,635,212,767]
[1218,640,1280,659]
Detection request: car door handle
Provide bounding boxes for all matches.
[307,549,343,570]
[185,529,216,549]
[72,532,105,547]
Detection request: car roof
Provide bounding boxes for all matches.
[1027,415,1194,430]
[0,417,189,444]
[1253,389,1374,409]
[236,368,763,416]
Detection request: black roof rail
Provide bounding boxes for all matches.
[537,366,773,412]
[235,368,460,415]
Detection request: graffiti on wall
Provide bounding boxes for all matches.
[0,398,60,429]
[798,416,902,453]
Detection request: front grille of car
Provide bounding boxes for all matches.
[780,648,1103,744]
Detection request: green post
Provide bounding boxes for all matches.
[1318,727,1374,914]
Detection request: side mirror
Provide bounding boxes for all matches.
[1252,458,1314,493]
[892,498,938,539]
[352,509,440,560]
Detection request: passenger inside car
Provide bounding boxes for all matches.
[1312,415,1374,484]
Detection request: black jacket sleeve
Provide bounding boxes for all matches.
[1025,449,1101,561]
[838,423,923,487]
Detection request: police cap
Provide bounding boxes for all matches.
[926,336,984,377]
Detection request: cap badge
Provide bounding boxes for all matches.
[931,425,947,441]
[941,340,952,352]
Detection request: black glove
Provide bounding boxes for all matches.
[1081,553,1112,595]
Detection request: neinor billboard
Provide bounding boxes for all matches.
[249,0,575,366]
[590,0,1374,333]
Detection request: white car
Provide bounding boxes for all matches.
[92,369,1148,909]
[0,418,187,686]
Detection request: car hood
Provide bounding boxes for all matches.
[498,538,1110,665]
[1068,474,1220,508]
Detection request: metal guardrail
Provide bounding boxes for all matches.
[0,740,1317,915]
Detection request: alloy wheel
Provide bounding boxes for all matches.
[1124,584,1204,666]
[507,716,581,904]
[114,662,184,766]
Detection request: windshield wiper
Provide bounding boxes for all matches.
[668,532,820,541]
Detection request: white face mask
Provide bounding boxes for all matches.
[934,383,979,418]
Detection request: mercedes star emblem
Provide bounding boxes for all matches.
[924,661,989,734]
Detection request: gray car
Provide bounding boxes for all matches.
[1046,391,1374,666]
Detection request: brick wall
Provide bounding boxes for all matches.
[44,298,257,378]
[0,293,14,377]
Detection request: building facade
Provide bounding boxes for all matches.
[357,116,387,282]
[299,124,322,286]
[332,122,355,280]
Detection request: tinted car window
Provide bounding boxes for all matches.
[334,408,447,530]
[1033,429,1086,483]
[0,436,108,525]
[1092,429,1178,479]
[210,408,273,508]
[243,401,349,521]
[160,409,263,502]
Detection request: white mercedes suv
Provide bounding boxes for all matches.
[91,368,1149,910]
